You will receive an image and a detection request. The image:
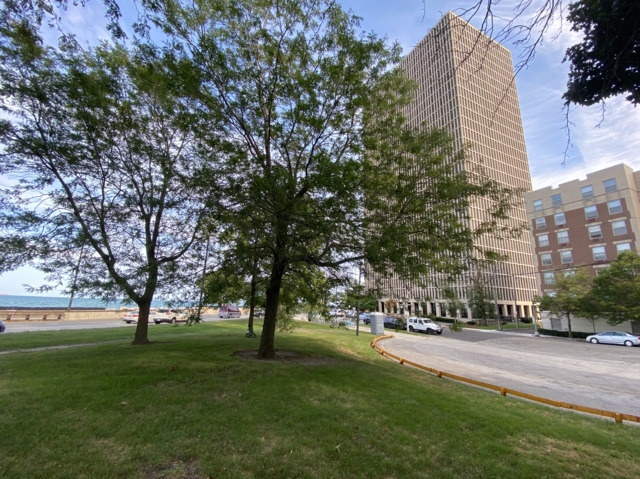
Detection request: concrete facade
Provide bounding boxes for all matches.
[371,12,538,321]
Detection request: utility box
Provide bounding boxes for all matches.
[370,312,384,335]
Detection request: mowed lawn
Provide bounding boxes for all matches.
[1,320,639,479]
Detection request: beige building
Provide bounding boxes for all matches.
[370,12,538,320]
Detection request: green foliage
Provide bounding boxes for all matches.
[203,267,251,307]
[538,328,591,340]
[591,251,640,325]
[363,126,525,285]
[148,0,525,358]
[343,281,378,312]
[276,305,297,333]
[537,269,593,338]
[466,265,497,326]
[564,0,640,106]
[442,287,464,319]
[0,7,226,343]
[449,321,464,333]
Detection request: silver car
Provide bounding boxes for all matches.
[586,331,640,347]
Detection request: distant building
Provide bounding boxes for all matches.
[370,12,538,320]
[525,163,640,295]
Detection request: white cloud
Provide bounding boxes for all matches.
[571,98,640,171]
[0,266,57,296]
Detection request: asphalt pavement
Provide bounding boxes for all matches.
[379,328,640,419]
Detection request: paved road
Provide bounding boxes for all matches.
[0,314,243,333]
[380,329,640,418]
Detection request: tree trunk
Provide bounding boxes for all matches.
[246,267,258,338]
[257,254,287,359]
[132,298,152,345]
[566,312,573,339]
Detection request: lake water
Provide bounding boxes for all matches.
[0,294,169,310]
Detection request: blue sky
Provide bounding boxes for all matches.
[2,0,639,295]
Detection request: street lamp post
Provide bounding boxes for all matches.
[532,299,540,337]
[493,262,502,331]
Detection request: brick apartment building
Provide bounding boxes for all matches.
[525,163,640,295]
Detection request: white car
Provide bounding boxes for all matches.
[154,309,188,324]
[407,316,443,335]
[586,331,640,347]
[122,311,155,324]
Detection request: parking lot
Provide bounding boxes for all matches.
[380,328,640,418]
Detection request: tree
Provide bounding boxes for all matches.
[0,9,226,344]
[149,0,523,359]
[591,251,640,328]
[467,275,495,326]
[344,284,378,314]
[537,269,593,338]
[203,267,251,308]
[442,287,463,320]
[563,0,640,106]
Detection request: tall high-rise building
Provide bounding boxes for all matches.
[371,12,538,320]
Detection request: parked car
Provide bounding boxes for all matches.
[218,304,241,319]
[586,331,640,347]
[154,309,188,324]
[407,316,443,335]
[383,315,404,330]
[359,312,371,323]
[121,311,155,324]
[254,309,265,318]
[0,320,5,333]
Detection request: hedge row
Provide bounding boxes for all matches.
[538,328,591,339]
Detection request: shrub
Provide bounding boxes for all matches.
[466,321,476,326]
[435,317,454,324]
[449,321,464,332]
[538,328,591,339]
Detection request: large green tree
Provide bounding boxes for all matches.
[0,8,226,344]
[563,0,640,106]
[590,251,640,328]
[150,0,521,359]
[538,269,593,338]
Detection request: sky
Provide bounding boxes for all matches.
[2,0,639,295]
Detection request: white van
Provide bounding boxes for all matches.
[218,304,241,318]
[407,316,443,335]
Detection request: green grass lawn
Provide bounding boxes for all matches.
[1,320,639,478]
